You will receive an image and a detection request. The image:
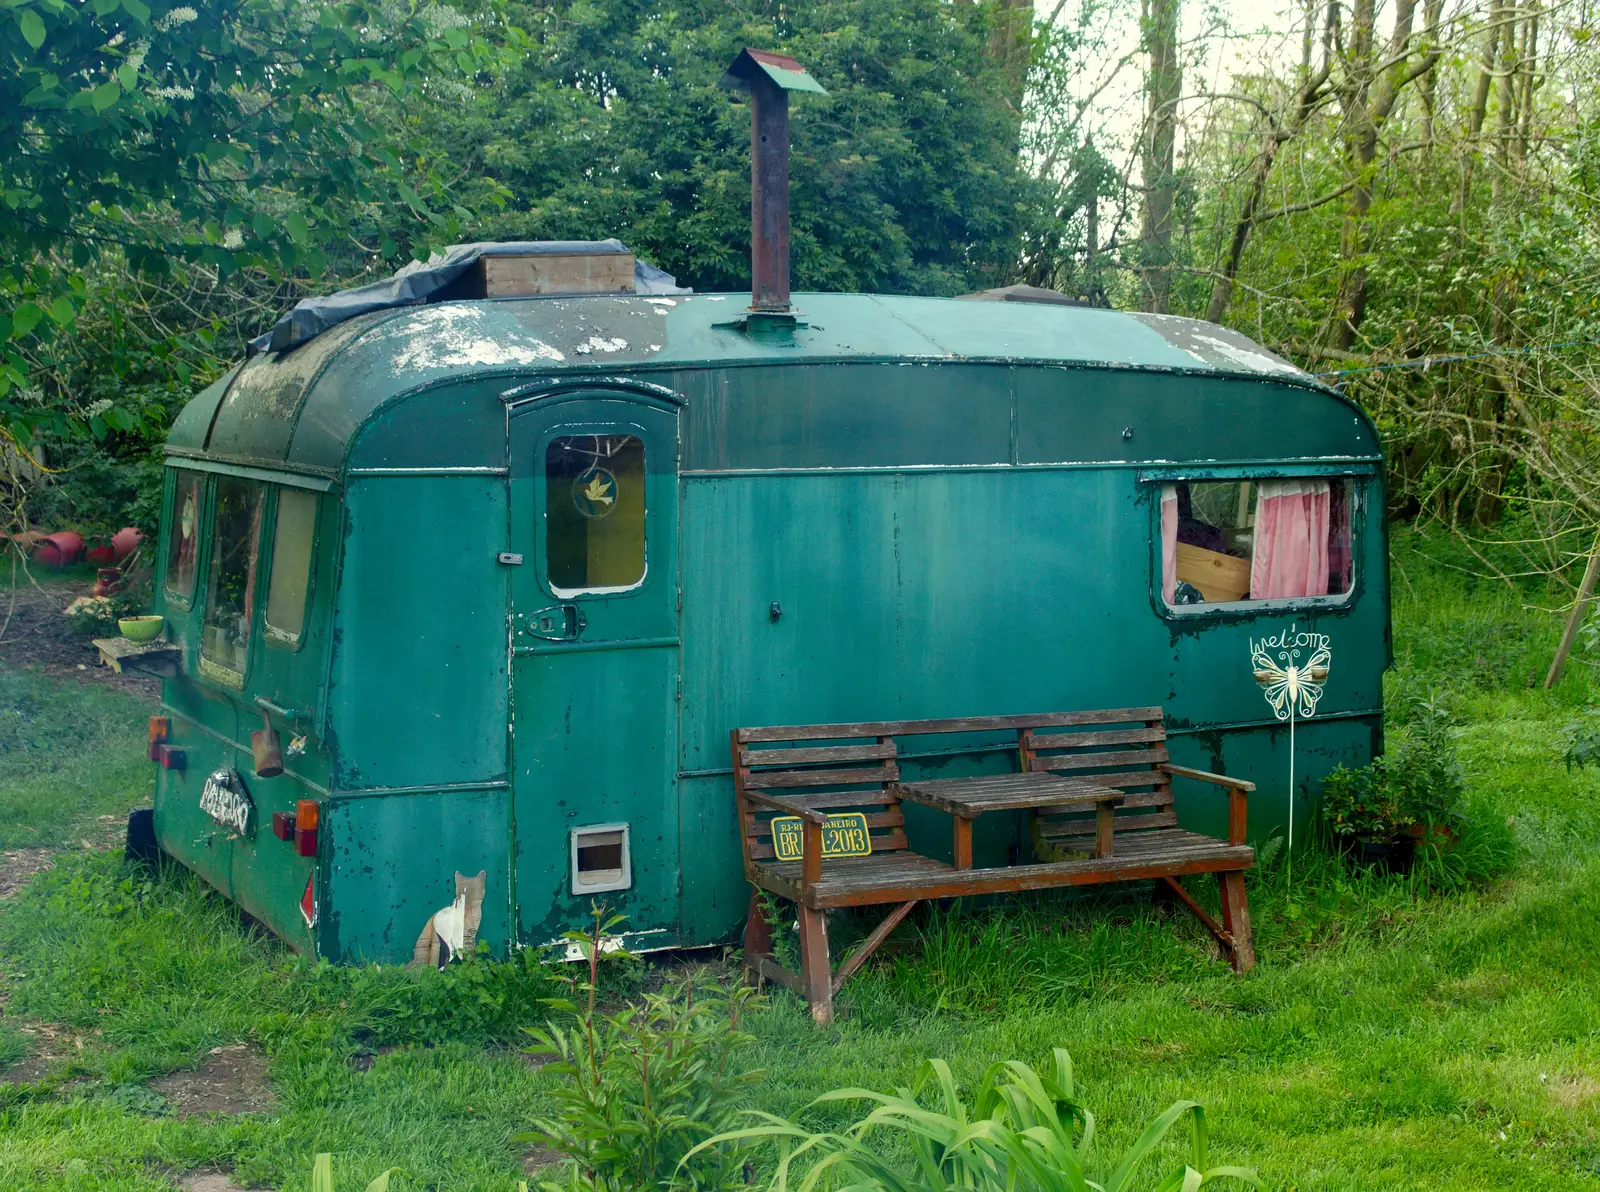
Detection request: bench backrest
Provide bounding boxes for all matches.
[731,727,908,869]
[731,709,1175,868]
[1018,706,1175,845]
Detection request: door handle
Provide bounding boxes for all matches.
[519,605,587,642]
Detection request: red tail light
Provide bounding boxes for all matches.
[271,810,296,842]
[294,799,320,857]
[154,744,185,772]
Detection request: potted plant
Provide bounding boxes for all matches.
[1322,709,1464,872]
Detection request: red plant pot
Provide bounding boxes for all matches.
[31,531,84,568]
[111,527,142,561]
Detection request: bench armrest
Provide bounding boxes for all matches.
[742,789,830,825]
[1159,763,1255,792]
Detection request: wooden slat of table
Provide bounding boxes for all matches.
[891,772,1125,816]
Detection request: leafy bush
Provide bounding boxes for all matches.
[1563,710,1600,771]
[697,1047,1258,1192]
[520,905,764,1192]
[1323,700,1465,843]
[522,973,764,1192]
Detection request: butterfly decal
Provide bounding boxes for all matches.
[1251,642,1330,721]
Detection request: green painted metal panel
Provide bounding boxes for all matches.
[1016,370,1377,465]
[676,466,1385,773]
[152,719,320,948]
[167,365,237,453]
[207,315,391,464]
[509,393,681,948]
[322,788,510,963]
[346,382,507,471]
[175,294,1345,475]
[329,476,508,790]
[679,363,1012,470]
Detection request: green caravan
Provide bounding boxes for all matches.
[134,52,1386,963]
[140,286,1386,963]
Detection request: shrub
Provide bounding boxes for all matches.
[696,1047,1259,1192]
[521,905,764,1192]
[1323,699,1465,843]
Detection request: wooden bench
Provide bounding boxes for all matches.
[731,707,1256,1023]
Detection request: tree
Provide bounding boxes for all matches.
[1137,0,1181,312]
[403,0,1032,296]
[1,0,511,448]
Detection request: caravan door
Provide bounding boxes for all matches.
[506,387,681,950]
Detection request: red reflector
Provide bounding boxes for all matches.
[155,744,185,772]
[148,716,169,744]
[294,799,320,857]
[271,811,296,842]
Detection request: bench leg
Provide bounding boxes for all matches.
[743,887,774,969]
[1217,870,1256,973]
[797,906,834,1024]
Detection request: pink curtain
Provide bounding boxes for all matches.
[1160,486,1178,604]
[1250,479,1331,600]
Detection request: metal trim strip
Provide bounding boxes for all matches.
[514,635,681,657]
[680,457,1383,479]
[158,705,331,795]
[327,779,512,799]
[346,466,510,477]
[161,455,337,490]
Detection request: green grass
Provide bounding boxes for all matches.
[1,524,1599,1190]
[0,664,152,849]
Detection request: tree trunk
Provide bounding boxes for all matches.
[1138,0,1181,313]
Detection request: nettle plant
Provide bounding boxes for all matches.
[521,905,765,1192]
[1323,699,1465,843]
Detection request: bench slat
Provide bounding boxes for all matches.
[744,764,900,789]
[1034,788,1172,814]
[736,707,1165,744]
[1026,726,1167,749]
[747,809,904,837]
[1040,811,1180,837]
[1032,748,1170,772]
[742,742,898,766]
[744,789,903,812]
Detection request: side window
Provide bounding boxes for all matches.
[545,433,646,595]
[1160,478,1352,608]
[200,477,265,686]
[265,488,318,645]
[165,469,203,602]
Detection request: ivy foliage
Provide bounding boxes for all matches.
[411,0,1032,297]
[0,0,517,437]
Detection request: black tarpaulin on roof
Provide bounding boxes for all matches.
[248,240,690,356]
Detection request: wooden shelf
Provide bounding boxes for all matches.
[92,636,182,678]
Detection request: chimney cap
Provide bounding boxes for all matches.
[719,48,828,95]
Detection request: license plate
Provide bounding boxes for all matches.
[770,812,872,862]
[199,769,254,836]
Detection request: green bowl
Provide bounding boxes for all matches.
[118,615,164,642]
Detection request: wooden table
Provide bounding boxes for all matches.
[92,636,182,678]
[890,772,1125,867]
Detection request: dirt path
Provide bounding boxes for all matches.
[0,572,159,699]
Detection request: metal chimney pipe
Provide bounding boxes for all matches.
[718,50,826,322]
[749,74,791,313]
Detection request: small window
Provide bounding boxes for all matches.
[200,477,265,685]
[165,469,203,602]
[265,488,318,644]
[570,824,631,895]
[1160,479,1352,608]
[545,434,646,595]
